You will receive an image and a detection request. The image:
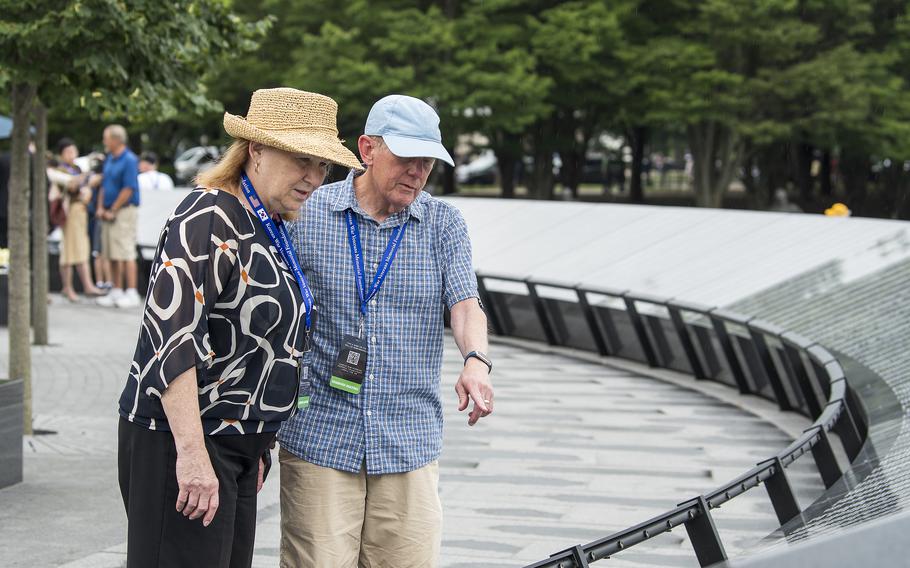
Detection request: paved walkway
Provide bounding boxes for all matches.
[0,298,821,567]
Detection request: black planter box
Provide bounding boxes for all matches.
[0,379,23,489]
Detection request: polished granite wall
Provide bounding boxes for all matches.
[729,258,910,547]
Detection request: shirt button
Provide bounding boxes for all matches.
[371,336,377,344]
[370,299,377,307]
[366,410,372,417]
[369,374,375,381]
[372,263,379,270]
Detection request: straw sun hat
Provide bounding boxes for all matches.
[223,88,363,171]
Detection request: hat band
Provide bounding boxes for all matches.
[245,121,338,135]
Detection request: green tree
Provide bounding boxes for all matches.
[529,0,626,198]
[0,0,265,434]
[454,2,551,197]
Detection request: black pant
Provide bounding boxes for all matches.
[118,419,275,568]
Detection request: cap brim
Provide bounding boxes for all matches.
[382,135,454,167]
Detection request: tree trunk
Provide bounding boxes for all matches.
[741,140,759,207]
[756,143,788,208]
[840,148,869,215]
[820,149,833,197]
[441,163,456,195]
[31,101,49,346]
[9,82,36,435]
[526,120,555,200]
[558,148,581,199]
[896,174,910,220]
[688,120,740,208]
[629,126,647,204]
[493,149,517,199]
[792,141,814,206]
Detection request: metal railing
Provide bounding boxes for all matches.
[474,273,868,568]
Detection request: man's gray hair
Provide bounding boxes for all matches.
[105,124,128,144]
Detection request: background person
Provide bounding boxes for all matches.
[46,138,103,301]
[95,124,141,309]
[117,87,363,568]
[138,151,175,192]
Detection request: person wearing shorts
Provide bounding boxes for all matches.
[95,124,141,309]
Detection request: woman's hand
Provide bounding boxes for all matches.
[175,445,220,526]
[161,367,219,527]
[257,455,266,493]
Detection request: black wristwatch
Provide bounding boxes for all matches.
[464,350,492,374]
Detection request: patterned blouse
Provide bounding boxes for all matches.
[118,188,307,435]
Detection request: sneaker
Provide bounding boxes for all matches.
[96,281,113,291]
[115,288,141,309]
[97,288,123,307]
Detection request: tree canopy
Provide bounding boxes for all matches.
[8,0,910,217]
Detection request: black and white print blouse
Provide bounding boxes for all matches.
[118,188,307,435]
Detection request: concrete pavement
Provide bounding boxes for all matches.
[0,297,822,567]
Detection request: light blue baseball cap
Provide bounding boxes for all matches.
[364,95,455,167]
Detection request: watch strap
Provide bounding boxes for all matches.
[464,350,492,374]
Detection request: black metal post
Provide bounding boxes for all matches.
[682,496,728,567]
[808,426,843,489]
[783,344,823,418]
[762,457,801,526]
[475,275,504,336]
[709,313,751,394]
[668,307,707,378]
[749,329,792,411]
[623,297,659,367]
[526,281,559,346]
[669,306,707,379]
[597,304,623,355]
[831,399,864,461]
[568,545,590,568]
[576,289,611,356]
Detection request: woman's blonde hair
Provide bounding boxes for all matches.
[194,139,250,196]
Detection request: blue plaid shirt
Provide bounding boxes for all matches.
[277,170,478,474]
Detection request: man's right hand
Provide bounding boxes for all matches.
[174,446,220,527]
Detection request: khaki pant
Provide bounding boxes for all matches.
[100,204,138,261]
[279,449,441,568]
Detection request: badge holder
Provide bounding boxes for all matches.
[330,318,367,395]
[297,310,317,410]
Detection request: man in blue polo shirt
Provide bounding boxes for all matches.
[96,124,141,309]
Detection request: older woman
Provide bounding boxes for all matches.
[117,88,362,568]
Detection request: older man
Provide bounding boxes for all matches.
[95,124,141,309]
[278,95,493,567]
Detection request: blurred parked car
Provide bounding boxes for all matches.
[456,150,497,185]
[174,145,219,185]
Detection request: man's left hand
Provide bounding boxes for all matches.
[455,359,494,426]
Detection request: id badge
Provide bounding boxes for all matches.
[297,362,312,410]
[330,334,367,394]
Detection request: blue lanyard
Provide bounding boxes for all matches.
[239,173,314,329]
[344,209,407,318]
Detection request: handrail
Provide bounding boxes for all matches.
[129,250,870,566]
[474,273,869,568]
